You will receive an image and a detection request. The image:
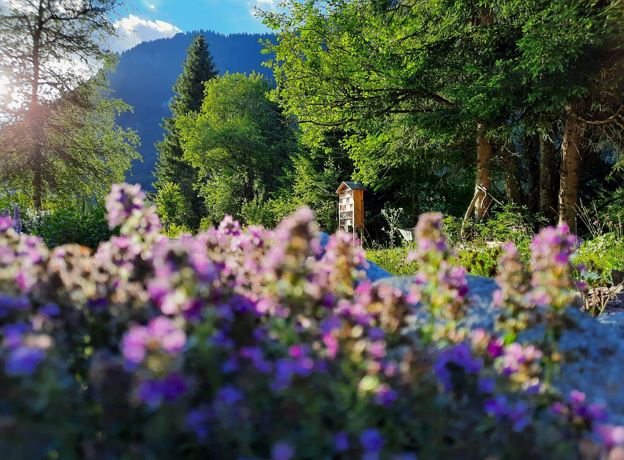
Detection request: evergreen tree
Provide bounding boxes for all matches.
[154,34,218,229]
[0,0,127,209]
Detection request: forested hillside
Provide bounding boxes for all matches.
[109,31,274,188]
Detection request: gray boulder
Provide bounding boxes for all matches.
[375,274,624,423]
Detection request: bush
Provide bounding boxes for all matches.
[456,244,504,278]
[28,204,112,248]
[367,243,503,278]
[0,184,618,459]
[155,181,191,232]
[241,196,279,228]
[366,245,417,276]
[575,233,624,286]
[449,206,541,260]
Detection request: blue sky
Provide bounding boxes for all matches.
[127,0,272,34]
[111,0,275,51]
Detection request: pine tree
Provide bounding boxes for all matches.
[154,34,218,229]
[0,0,127,209]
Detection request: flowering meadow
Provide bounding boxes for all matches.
[0,184,623,459]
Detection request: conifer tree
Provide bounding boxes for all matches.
[0,0,129,209]
[154,34,218,229]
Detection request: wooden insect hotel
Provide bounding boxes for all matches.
[336,181,365,233]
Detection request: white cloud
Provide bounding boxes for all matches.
[110,15,181,53]
[249,0,277,17]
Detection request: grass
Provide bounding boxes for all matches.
[366,243,504,278]
[366,245,418,276]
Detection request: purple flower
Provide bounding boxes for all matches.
[375,385,398,407]
[556,390,608,424]
[3,322,29,348]
[136,373,187,407]
[0,294,30,313]
[216,385,243,405]
[106,183,145,228]
[551,402,566,415]
[271,441,294,460]
[240,346,272,374]
[333,431,349,452]
[0,215,12,232]
[507,400,530,432]
[568,389,586,406]
[121,317,186,366]
[597,424,624,449]
[5,346,45,376]
[121,325,148,365]
[487,337,504,358]
[434,343,483,392]
[40,303,60,317]
[360,428,384,453]
[484,396,530,432]
[478,377,495,394]
[186,406,213,440]
[484,395,510,419]
[12,206,22,234]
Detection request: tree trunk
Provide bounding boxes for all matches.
[558,112,585,233]
[500,145,523,206]
[29,2,44,210]
[525,135,539,213]
[29,105,45,210]
[539,134,558,220]
[33,153,43,210]
[474,122,493,222]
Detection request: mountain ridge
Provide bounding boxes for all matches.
[109,30,276,189]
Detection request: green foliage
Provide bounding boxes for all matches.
[170,35,218,118]
[451,206,542,260]
[367,243,503,278]
[366,245,417,276]
[369,207,538,277]
[178,73,297,224]
[154,35,218,230]
[456,245,503,278]
[262,0,484,220]
[241,196,278,228]
[155,181,190,232]
[263,0,624,230]
[0,1,135,207]
[288,151,347,233]
[29,204,112,249]
[0,75,140,204]
[575,233,624,287]
[163,223,192,238]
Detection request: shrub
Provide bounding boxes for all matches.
[449,206,541,260]
[155,181,191,232]
[575,233,624,286]
[367,243,502,278]
[28,203,112,248]
[366,245,417,276]
[241,196,278,228]
[456,244,504,278]
[0,184,620,459]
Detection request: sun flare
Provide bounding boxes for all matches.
[0,72,8,97]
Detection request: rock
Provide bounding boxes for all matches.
[374,273,624,424]
[319,232,392,281]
